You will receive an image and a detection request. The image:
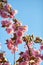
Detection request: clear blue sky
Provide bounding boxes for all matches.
[0,0,43,65]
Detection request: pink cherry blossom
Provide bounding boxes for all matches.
[6,28,14,34]
[0,0,43,65]
[16,38,23,44]
[21,50,29,60]
[12,22,22,31]
[18,26,28,32]
[1,11,9,18]
[16,30,24,37]
[19,48,42,65]
[6,39,18,53]
[1,20,12,27]
[30,48,41,57]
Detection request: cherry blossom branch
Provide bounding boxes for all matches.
[0,0,43,65]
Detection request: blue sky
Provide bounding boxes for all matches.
[0,0,43,65]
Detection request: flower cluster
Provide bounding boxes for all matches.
[16,36,43,65]
[0,0,28,53]
[16,47,42,65]
[0,1,18,18]
[0,0,27,53]
[0,0,43,65]
[1,19,28,53]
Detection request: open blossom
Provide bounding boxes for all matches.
[0,5,17,18]
[18,48,42,65]
[16,30,24,37]
[30,48,41,57]
[6,39,18,53]
[7,43,18,53]
[6,28,14,34]
[12,22,22,31]
[18,26,28,32]
[21,50,29,60]
[0,8,8,18]
[1,10,9,18]
[1,20,12,27]
[16,38,23,44]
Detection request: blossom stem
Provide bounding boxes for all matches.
[14,51,16,65]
